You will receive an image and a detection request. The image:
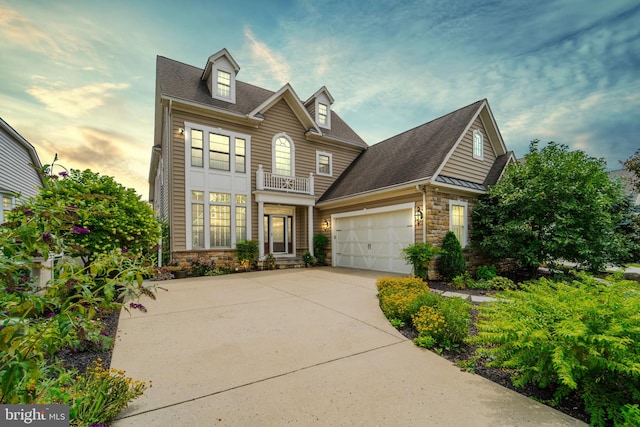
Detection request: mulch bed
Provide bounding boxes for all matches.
[402,280,589,424]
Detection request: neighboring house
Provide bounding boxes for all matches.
[149,49,514,276]
[610,168,640,206]
[0,117,43,224]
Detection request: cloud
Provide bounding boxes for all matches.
[0,5,63,56]
[243,27,291,85]
[26,81,129,118]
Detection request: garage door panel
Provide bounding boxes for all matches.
[334,208,413,274]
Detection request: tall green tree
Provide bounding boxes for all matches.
[472,141,631,273]
[7,168,159,265]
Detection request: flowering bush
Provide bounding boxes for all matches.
[376,277,430,323]
[0,162,155,421]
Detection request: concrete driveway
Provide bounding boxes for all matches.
[111,267,585,426]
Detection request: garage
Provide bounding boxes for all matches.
[333,204,415,274]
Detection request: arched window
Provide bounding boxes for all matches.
[273,134,294,176]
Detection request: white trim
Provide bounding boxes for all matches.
[449,200,468,248]
[316,151,332,176]
[332,202,415,219]
[184,121,252,250]
[210,59,236,103]
[253,191,316,206]
[272,132,295,176]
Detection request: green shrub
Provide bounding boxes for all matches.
[486,276,517,290]
[451,272,474,289]
[471,273,640,426]
[438,231,466,281]
[621,404,640,427]
[411,295,471,349]
[302,251,315,267]
[401,243,439,279]
[475,265,497,281]
[313,234,329,266]
[236,240,259,270]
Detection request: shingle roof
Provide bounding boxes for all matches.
[484,152,513,187]
[156,56,367,148]
[319,99,486,201]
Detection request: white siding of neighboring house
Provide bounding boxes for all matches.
[0,125,43,201]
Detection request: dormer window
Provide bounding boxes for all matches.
[318,103,328,126]
[217,70,231,98]
[473,130,484,160]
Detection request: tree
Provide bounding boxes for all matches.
[472,141,631,273]
[438,231,466,281]
[623,148,640,191]
[8,168,160,265]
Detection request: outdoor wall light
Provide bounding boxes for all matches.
[415,206,424,226]
[178,127,185,135]
[322,218,330,231]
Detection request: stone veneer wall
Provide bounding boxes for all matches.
[172,250,241,270]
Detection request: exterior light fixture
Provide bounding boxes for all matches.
[178,127,185,135]
[322,218,330,231]
[415,206,423,226]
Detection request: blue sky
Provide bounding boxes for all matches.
[1,0,638,199]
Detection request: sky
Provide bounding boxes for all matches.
[1,0,638,200]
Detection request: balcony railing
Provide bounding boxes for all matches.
[256,164,314,195]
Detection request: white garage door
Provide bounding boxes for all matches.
[334,207,414,274]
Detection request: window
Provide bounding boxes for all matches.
[1,194,14,224]
[217,70,231,98]
[191,129,203,167]
[236,194,246,241]
[274,135,293,176]
[316,151,332,176]
[449,201,468,248]
[191,191,205,248]
[210,133,230,171]
[235,138,246,173]
[318,103,328,125]
[210,192,231,247]
[473,130,484,160]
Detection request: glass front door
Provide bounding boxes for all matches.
[264,212,293,255]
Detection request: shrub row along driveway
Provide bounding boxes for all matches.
[111,267,585,426]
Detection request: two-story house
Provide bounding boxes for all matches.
[149,49,514,276]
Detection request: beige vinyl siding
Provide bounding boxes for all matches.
[440,116,497,183]
[171,112,187,250]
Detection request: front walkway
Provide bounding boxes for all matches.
[111,268,585,426]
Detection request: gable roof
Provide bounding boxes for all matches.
[156,56,366,148]
[320,100,491,202]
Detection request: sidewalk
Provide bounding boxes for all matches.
[111,268,586,426]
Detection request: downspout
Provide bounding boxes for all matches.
[417,185,427,243]
[166,99,173,261]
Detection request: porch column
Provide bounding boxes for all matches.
[258,201,265,258]
[308,205,314,256]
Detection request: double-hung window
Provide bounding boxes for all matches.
[318,103,328,126]
[449,200,468,248]
[235,138,246,173]
[217,70,231,98]
[210,133,230,171]
[316,151,332,176]
[235,194,247,242]
[191,129,204,167]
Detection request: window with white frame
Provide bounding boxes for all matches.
[1,194,14,224]
[209,192,231,247]
[273,134,294,176]
[449,200,468,248]
[191,129,204,167]
[473,130,484,160]
[318,103,328,126]
[235,194,247,241]
[210,133,230,171]
[316,151,332,176]
[217,70,231,98]
[235,138,246,173]
[191,190,205,248]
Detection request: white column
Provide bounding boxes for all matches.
[258,201,265,258]
[308,205,314,256]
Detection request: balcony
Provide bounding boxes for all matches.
[256,164,314,195]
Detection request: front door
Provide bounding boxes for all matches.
[264,213,294,255]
